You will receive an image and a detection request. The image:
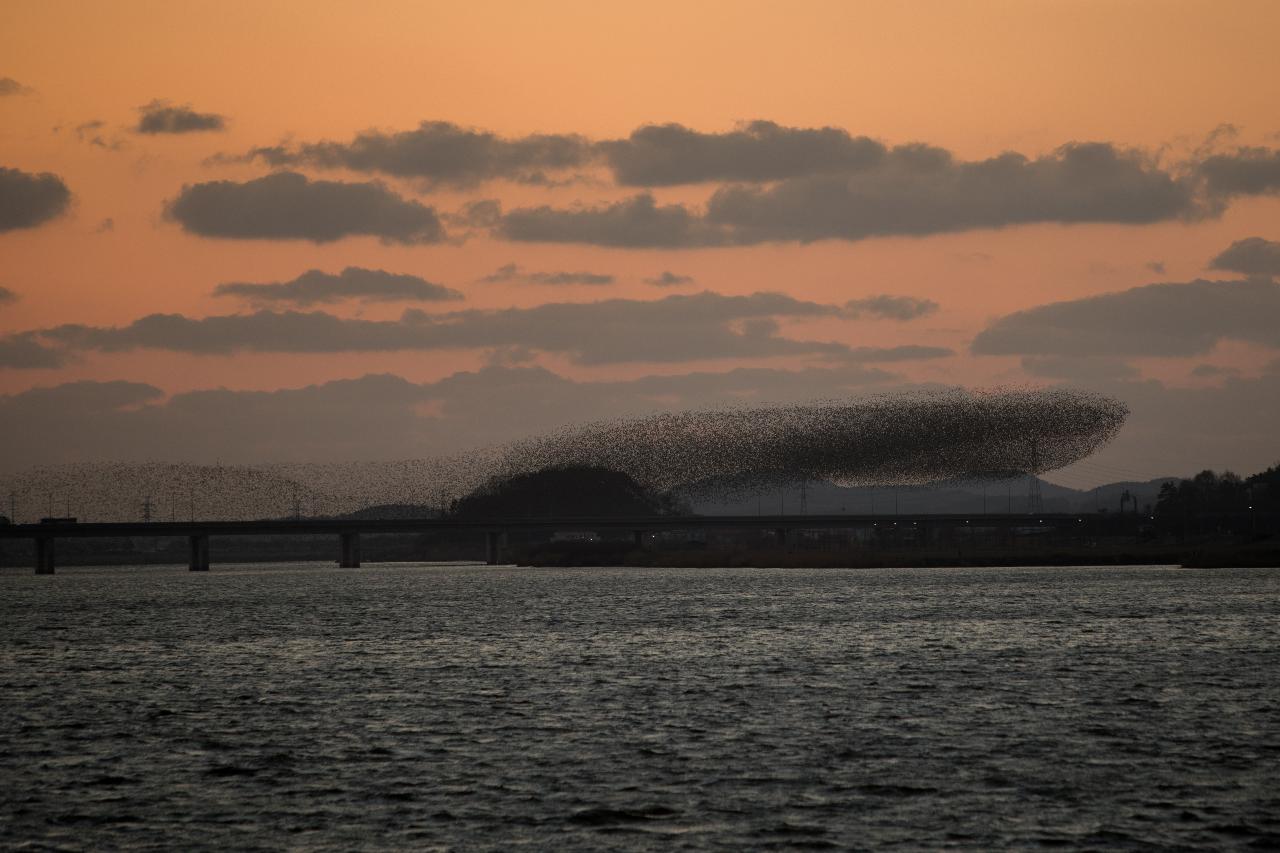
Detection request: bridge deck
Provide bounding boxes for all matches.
[1,513,1092,539]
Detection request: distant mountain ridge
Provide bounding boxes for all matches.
[692,477,1178,517]
[325,477,1178,520]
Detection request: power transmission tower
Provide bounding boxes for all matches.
[1027,440,1043,515]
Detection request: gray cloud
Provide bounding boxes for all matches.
[704,143,1196,243]
[0,166,72,232]
[6,367,1280,483]
[845,344,951,362]
[972,278,1280,357]
[1190,363,1240,379]
[0,375,427,468]
[0,332,70,369]
[74,120,125,150]
[213,267,463,306]
[164,171,445,244]
[845,295,938,321]
[1146,260,1166,274]
[0,77,33,96]
[0,365,898,469]
[136,100,226,134]
[498,143,1197,247]
[1209,237,1280,278]
[0,285,17,304]
[479,263,613,285]
[599,120,891,185]
[33,291,950,366]
[1020,355,1140,382]
[645,271,695,287]
[450,198,502,228]
[206,120,1280,248]
[242,121,591,186]
[499,193,726,248]
[1195,146,1280,199]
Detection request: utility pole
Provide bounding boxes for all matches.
[1027,440,1043,515]
[142,495,154,523]
[8,491,15,524]
[799,480,808,515]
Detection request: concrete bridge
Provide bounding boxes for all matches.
[0,513,1099,573]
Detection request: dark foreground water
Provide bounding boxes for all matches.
[2,563,1278,851]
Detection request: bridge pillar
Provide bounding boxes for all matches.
[775,527,788,547]
[633,530,645,548]
[35,536,54,574]
[339,532,361,568]
[485,531,502,565]
[188,534,210,571]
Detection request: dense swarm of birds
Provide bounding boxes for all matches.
[487,388,1128,500]
[0,389,1126,522]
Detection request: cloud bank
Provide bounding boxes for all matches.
[205,120,1280,249]
[972,279,1280,357]
[29,292,952,366]
[5,367,1279,483]
[245,121,591,186]
[164,172,445,243]
[213,267,463,306]
[497,143,1200,247]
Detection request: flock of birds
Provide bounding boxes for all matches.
[1,389,1127,523]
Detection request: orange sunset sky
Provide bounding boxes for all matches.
[2,0,1279,487]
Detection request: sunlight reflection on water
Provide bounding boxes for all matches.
[2,563,1278,849]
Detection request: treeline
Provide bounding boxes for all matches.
[1155,464,1279,536]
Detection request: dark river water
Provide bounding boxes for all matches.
[2,563,1278,850]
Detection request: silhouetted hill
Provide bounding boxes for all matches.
[454,466,676,518]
